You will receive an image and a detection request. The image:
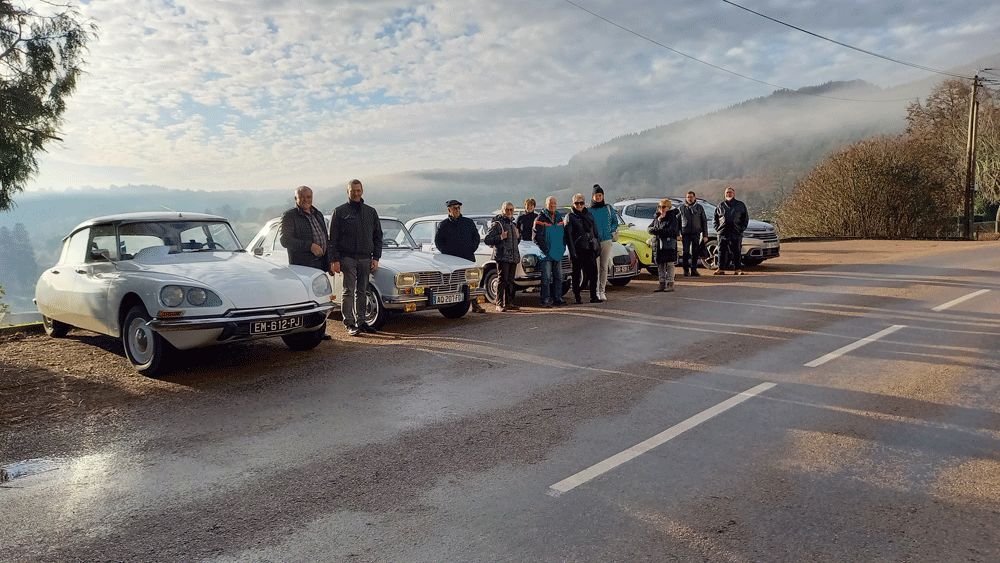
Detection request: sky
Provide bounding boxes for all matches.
[22,0,1000,193]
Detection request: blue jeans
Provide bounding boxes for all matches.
[539,259,563,304]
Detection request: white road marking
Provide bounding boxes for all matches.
[548,382,776,496]
[931,289,990,312]
[804,325,905,368]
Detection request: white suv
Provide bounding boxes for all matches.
[613,197,780,268]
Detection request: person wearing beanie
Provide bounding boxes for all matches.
[589,184,619,301]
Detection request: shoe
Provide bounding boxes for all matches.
[555,300,568,306]
[590,297,602,303]
[496,306,507,313]
[683,271,690,277]
[691,270,701,277]
[347,325,361,336]
[574,295,582,304]
[322,333,332,340]
[360,323,377,334]
[735,270,746,275]
[471,303,486,313]
[540,301,553,308]
[654,284,666,292]
[713,270,725,275]
[507,304,520,311]
[666,283,675,292]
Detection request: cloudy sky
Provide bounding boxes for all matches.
[24,0,1000,193]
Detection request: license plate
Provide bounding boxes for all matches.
[765,241,779,249]
[433,292,464,305]
[250,315,303,334]
[613,265,630,275]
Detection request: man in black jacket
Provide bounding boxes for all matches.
[678,191,708,277]
[281,186,329,272]
[329,179,383,336]
[713,187,750,275]
[435,199,485,312]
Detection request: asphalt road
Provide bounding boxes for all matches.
[3,245,1000,563]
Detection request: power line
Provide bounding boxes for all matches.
[560,0,919,103]
[721,0,974,80]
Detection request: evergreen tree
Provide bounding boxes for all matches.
[10,223,38,287]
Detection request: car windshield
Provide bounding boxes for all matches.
[381,218,418,249]
[118,220,243,259]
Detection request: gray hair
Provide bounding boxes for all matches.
[295,185,312,197]
[502,201,515,210]
[545,196,557,206]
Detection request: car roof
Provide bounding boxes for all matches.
[69,212,227,234]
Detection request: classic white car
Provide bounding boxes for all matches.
[247,216,485,330]
[406,213,639,303]
[34,212,336,376]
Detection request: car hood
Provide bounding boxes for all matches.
[117,250,312,308]
[381,248,477,272]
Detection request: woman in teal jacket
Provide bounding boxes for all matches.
[589,184,619,301]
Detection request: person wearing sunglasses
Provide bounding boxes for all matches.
[565,193,601,303]
[484,201,521,312]
[648,198,680,292]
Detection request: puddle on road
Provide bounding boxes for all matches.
[1,458,63,483]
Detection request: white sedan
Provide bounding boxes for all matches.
[34,212,336,376]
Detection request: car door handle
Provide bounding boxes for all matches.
[76,269,87,274]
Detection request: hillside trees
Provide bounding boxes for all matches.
[779,78,999,237]
[0,222,39,291]
[1,0,97,210]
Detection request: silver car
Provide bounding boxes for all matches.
[247,216,485,329]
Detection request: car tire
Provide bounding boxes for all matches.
[122,304,169,376]
[282,323,326,351]
[364,284,390,330]
[646,266,658,276]
[42,315,70,338]
[561,279,573,296]
[483,267,499,304]
[609,277,631,287]
[701,241,719,271]
[439,300,471,319]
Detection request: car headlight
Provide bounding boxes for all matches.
[465,268,482,282]
[160,286,184,307]
[187,287,208,306]
[312,274,333,297]
[522,254,538,268]
[395,273,417,287]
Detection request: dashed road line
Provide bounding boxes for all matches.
[804,325,905,368]
[548,382,776,496]
[931,289,990,312]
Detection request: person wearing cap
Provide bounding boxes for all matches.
[329,179,383,336]
[713,186,749,275]
[589,184,619,301]
[435,199,486,313]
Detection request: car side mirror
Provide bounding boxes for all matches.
[252,247,264,256]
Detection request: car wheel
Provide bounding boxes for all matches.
[439,300,471,319]
[646,265,658,276]
[42,315,70,338]
[609,277,631,287]
[561,279,573,296]
[364,284,390,330]
[122,304,169,376]
[701,241,719,271]
[484,267,499,304]
[282,323,326,351]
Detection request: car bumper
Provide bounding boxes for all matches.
[384,284,486,311]
[147,302,335,347]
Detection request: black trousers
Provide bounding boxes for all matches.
[681,234,701,272]
[718,236,742,271]
[572,249,598,299]
[497,261,517,307]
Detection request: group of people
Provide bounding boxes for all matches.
[483,185,620,310]
[280,179,752,335]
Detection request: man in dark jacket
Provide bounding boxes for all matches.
[435,200,485,312]
[564,193,600,304]
[678,191,708,277]
[516,198,538,242]
[713,186,750,275]
[281,186,329,272]
[484,201,521,312]
[329,179,383,336]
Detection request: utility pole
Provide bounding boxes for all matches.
[964,75,980,240]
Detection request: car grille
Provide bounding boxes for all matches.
[223,302,321,318]
[416,269,470,294]
[560,257,572,271]
[612,254,631,265]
